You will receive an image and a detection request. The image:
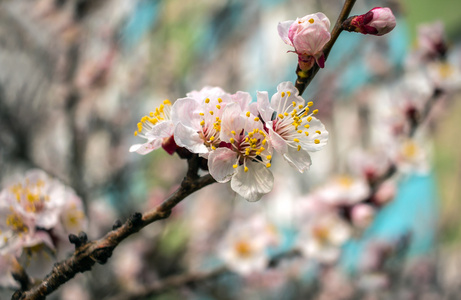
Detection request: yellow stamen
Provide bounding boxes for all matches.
[266,155,272,160]
[134,131,138,136]
[218,98,223,103]
[297,145,301,151]
[246,111,251,117]
[308,101,313,107]
[314,139,320,144]
[200,120,205,126]
[205,98,210,104]
[233,164,238,169]
[294,138,300,143]
[216,105,221,109]
[254,117,260,122]
[313,109,319,114]
[266,163,271,168]
[230,138,235,143]
[244,166,249,172]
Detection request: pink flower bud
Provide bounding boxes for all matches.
[351,204,375,229]
[343,7,396,36]
[278,13,331,70]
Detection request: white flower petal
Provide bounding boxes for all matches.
[129,140,163,155]
[174,122,208,154]
[231,161,274,202]
[220,103,245,142]
[257,91,274,122]
[301,117,329,151]
[267,122,288,154]
[144,121,175,139]
[283,146,312,173]
[208,148,238,183]
[171,97,201,129]
[277,20,294,46]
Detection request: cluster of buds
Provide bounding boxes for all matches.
[131,82,328,201]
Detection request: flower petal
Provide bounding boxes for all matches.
[220,103,245,142]
[171,97,201,129]
[283,146,312,173]
[301,117,329,151]
[231,161,274,202]
[174,122,208,154]
[267,122,288,155]
[257,91,274,122]
[278,20,294,46]
[129,140,163,155]
[208,148,238,183]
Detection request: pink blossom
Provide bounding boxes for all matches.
[278,13,331,70]
[343,7,396,36]
[257,81,328,173]
[208,102,273,202]
[172,86,241,156]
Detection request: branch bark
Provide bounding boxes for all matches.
[12,155,216,300]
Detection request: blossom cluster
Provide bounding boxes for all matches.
[130,81,328,201]
[0,170,87,286]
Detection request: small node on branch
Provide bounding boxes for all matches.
[128,212,143,227]
[78,231,88,244]
[69,233,81,248]
[112,219,123,230]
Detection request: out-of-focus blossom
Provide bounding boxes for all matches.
[278,13,331,70]
[348,149,391,183]
[417,21,447,60]
[0,170,87,280]
[315,175,370,206]
[392,137,430,174]
[219,216,278,275]
[351,203,375,229]
[208,102,273,201]
[257,81,328,173]
[129,100,176,155]
[343,7,396,36]
[298,214,351,263]
[172,86,238,156]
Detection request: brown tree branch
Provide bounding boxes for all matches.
[295,0,357,96]
[12,155,216,300]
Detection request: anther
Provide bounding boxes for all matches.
[313,109,319,115]
[314,139,320,144]
[308,101,313,107]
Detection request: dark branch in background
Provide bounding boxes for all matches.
[12,154,216,300]
[295,0,357,96]
[108,249,303,300]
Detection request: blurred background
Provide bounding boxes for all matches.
[1,0,461,299]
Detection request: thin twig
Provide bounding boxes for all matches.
[13,155,216,300]
[295,0,357,96]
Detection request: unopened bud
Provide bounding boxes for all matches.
[351,204,375,229]
[343,7,396,36]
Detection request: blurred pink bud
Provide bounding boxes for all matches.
[343,7,396,36]
[351,204,375,229]
[373,180,396,206]
[278,13,331,70]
